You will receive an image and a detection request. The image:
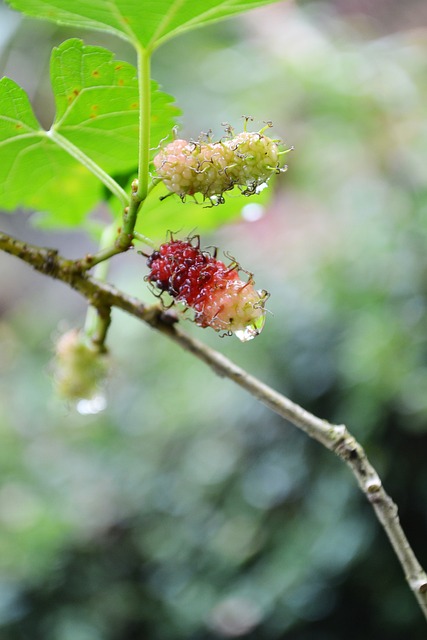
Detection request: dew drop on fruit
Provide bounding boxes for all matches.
[234,314,266,342]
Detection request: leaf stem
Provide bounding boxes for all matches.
[79,243,122,270]
[91,224,119,280]
[115,47,152,251]
[137,47,151,202]
[133,231,157,248]
[147,177,162,196]
[136,46,151,203]
[83,223,117,351]
[83,304,112,353]
[47,129,130,207]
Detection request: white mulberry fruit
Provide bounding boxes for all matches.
[153,138,235,199]
[153,128,285,201]
[226,131,280,192]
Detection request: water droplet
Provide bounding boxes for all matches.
[234,314,266,342]
[76,394,107,415]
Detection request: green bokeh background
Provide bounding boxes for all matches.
[0,1,427,638]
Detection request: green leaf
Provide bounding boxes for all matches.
[0,41,180,226]
[0,77,99,223]
[132,181,274,242]
[5,0,284,50]
[51,39,179,174]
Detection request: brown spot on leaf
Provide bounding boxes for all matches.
[115,64,123,71]
[67,88,80,104]
[15,124,23,130]
[130,102,138,109]
[92,69,100,78]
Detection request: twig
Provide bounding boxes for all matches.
[1,229,426,619]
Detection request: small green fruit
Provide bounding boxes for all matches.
[53,329,108,401]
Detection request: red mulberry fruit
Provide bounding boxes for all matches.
[146,239,268,341]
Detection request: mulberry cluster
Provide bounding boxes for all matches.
[146,239,268,341]
[153,129,284,202]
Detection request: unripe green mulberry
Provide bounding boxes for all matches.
[153,138,235,200]
[226,131,280,192]
[53,329,108,401]
[153,127,286,202]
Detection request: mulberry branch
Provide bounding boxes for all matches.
[1,229,426,620]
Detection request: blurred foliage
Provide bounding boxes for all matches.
[1,1,427,639]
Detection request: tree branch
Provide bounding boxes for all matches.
[1,229,426,619]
